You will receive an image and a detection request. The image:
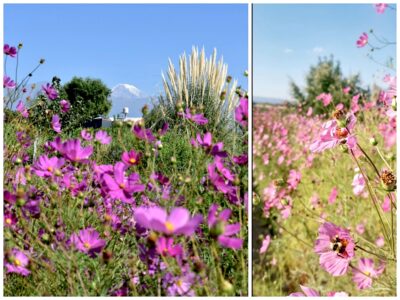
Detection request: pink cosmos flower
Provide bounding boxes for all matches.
[287,169,301,190]
[181,108,208,125]
[132,124,156,142]
[290,285,348,297]
[381,195,391,212]
[343,86,351,94]
[60,99,71,113]
[155,237,183,257]
[208,203,243,249]
[42,83,58,100]
[4,211,17,227]
[306,107,313,116]
[259,235,271,254]
[357,33,369,48]
[352,258,385,289]
[70,228,106,257]
[80,129,92,141]
[235,97,248,127]
[310,113,357,153]
[102,162,145,203]
[95,130,112,144]
[375,235,385,247]
[121,149,141,166]
[16,100,29,118]
[32,155,65,178]
[316,93,332,106]
[314,222,355,276]
[134,206,202,236]
[52,114,61,133]
[352,173,366,196]
[4,75,16,88]
[5,248,30,276]
[374,3,388,14]
[4,44,17,57]
[328,187,338,204]
[59,139,93,163]
[356,223,365,235]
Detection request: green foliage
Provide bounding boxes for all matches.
[62,76,112,129]
[290,56,369,115]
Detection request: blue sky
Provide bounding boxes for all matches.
[254,4,396,99]
[4,4,248,96]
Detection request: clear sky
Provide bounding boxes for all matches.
[253,4,396,99]
[4,4,248,96]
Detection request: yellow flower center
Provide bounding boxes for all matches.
[165,221,175,233]
[177,279,183,287]
[365,271,371,276]
[119,183,125,189]
[47,166,53,172]
[5,218,12,225]
[83,242,91,249]
[129,158,136,164]
[14,258,21,266]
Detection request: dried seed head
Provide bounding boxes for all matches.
[380,170,396,191]
[332,109,346,121]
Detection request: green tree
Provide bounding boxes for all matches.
[62,77,112,130]
[290,55,369,115]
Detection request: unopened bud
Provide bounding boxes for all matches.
[18,43,23,49]
[220,91,227,100]
[370,137,378,146]
[226,75,232,83]
[39,58,45,64]
[221,279,234,295]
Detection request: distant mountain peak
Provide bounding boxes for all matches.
[111,83,146,99]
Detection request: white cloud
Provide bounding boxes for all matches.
[283,48,293,54]
[312,46,324,54]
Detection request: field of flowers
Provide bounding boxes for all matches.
[252,78,396,296]
[3,43,248,296]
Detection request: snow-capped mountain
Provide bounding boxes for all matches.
[110,84,152,118]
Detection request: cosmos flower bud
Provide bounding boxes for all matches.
[226,75,232,83]
[14,158,22,165]
[141,104,149,116]
[50,183,58,191]
[233,176,240,186]
[54,169,62,177]
[41,233,51,244]
[16,197,26,207]
[369,137,378,146]
[39,58,45,64]
[380,170,396,191]
[387,153,395,162]
[220,91,227,100]
[18,43,23,49]
[339,144,349,153]
[148,231,158,245]
[221,279,234,295]
[170,156,177,164]
[176,100,183,109]
[210,221,225,238]
[244,70,248,77]
[102,250,113,264]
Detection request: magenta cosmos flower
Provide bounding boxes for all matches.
[375,3,388,14]
[182,108,208,125]
[80,129,92,141]
[5,248,30,276]
[208,203,243,249]
[352,258,385,290]
[4,44,17,57]
[134,206,202,236]
[95,130,112,144]
[102,162,145,203]
[156,237,183,257]
[314,222,355,276]
[352,173,366,196]
[235,97,248,127]
[59,139,93,163]
[4,75,16,88]
[316,92,332,106]
[42,83,58,100]
[60,99,71,113]
[356,32,368,48]
[290,285,348,297]
[71,228,106,257]
[121,149,141,166]
[310,112,357,153]
[16,101,29,118]
[32,155,65,178]
[52,114,62,133]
